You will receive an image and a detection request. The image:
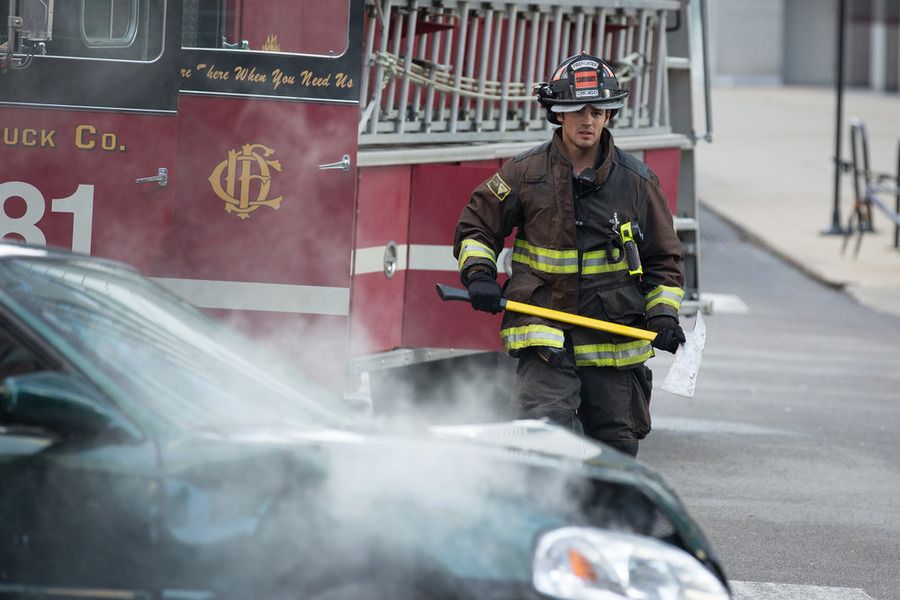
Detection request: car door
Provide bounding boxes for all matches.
[150,0,364,386]
[0,0,181,272]
[0,318,162,598]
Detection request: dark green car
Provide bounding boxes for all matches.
[0,243,730,600]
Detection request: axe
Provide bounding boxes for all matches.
[435,284,705,398]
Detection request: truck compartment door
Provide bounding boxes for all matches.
[153,0,363,387]
[0,0,181,271]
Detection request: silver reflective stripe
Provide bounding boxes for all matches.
[458,238,497,272]
[355,244,510,274]
[152,278,350,316]
[573,340,653,367]
[501,325,565,350]
[645,285,685,316]
[511,240,578,274]
[354,244,411,275]
[582,248,627,274]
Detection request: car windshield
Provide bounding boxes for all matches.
[0,255,348,433]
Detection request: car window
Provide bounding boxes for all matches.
[0,258,348,433]
[0,322,64,440]
[16,0,167,61]
[0,326,46,382]
[181,0,350,55]
[0,16,6,50]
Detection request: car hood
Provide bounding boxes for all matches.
[156,419,725,589]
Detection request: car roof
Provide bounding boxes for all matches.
[0,241,138,274]
[0,241,55,259]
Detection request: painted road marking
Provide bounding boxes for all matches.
[731,581,876,599]
[652,417,794,436]
[702,292,749,314]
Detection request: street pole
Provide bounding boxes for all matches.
[824,0,847,235]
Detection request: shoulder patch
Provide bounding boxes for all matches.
[514,141,551,163]
[487,173,512,202]
[614,147,651,180]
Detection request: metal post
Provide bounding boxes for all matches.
[359,9,377,117]
[6,0,18,63]
[385,9,404,126]
[850,119,863,218]
[824,0,847,235]
[436,9,454,124]
[485,8,504,126]
[629,9,648,132]
[396,2,419,134]
[499,5,518,132]
[699,0,713,142]
[595,8,607,58]
[523,10,541,127]
[650,10,665,128]
[366,0,393,136]
[895,139,899,248]
[859,118,874,232]
[448,2,470,133]
[423,9,444,130]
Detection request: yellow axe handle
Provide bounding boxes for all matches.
[503,299,658,341]
[435,284,657,341]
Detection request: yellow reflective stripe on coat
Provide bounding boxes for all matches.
[458,238,497,272]
[573,340,654,367]
[582,248,628,275]
[511,239,579,274]
[645,285,685,315]
[500,324,565,351]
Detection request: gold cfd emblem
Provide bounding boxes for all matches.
[209,144,283,220]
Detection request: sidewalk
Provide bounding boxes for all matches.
[695,85,900,317]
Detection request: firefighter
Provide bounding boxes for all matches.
[453,53,685,457]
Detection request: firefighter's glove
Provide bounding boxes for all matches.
[648,316,685,354]
[466,270,503,314]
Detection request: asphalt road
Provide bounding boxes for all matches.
[640,206,900,600]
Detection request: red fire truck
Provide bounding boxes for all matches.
[1,0,711,414]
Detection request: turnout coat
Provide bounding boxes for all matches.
[454,128,685,368]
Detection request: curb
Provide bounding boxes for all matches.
[699,202,847,292]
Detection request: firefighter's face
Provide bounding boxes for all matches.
[558,106,609,150]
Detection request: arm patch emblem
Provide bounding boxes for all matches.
[487,173,511,202]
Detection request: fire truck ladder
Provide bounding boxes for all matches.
[354,0,709,317]
[359,0,679,147]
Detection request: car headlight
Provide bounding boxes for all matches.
[532,527,730,600]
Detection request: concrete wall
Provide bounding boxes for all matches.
[887,10,899,90]
[784,0,839,86]
[709,0,784,85]
[711,0,898,91]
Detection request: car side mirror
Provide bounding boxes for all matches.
[0,371,140,442]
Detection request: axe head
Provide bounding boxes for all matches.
[660,312,706,398]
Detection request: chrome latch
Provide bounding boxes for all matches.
[135,167,168,187]
[318,155,351,172]
[383,240,398,279]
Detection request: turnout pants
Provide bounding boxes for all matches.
[511,346,653,457]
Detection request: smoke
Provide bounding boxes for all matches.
[228,423,601,595]
[182,96,519,431]
[194,413,661,597]
[0,9,692,596]
[363,353,517,429]
[212,301,519,434]
[1,250,674,598]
